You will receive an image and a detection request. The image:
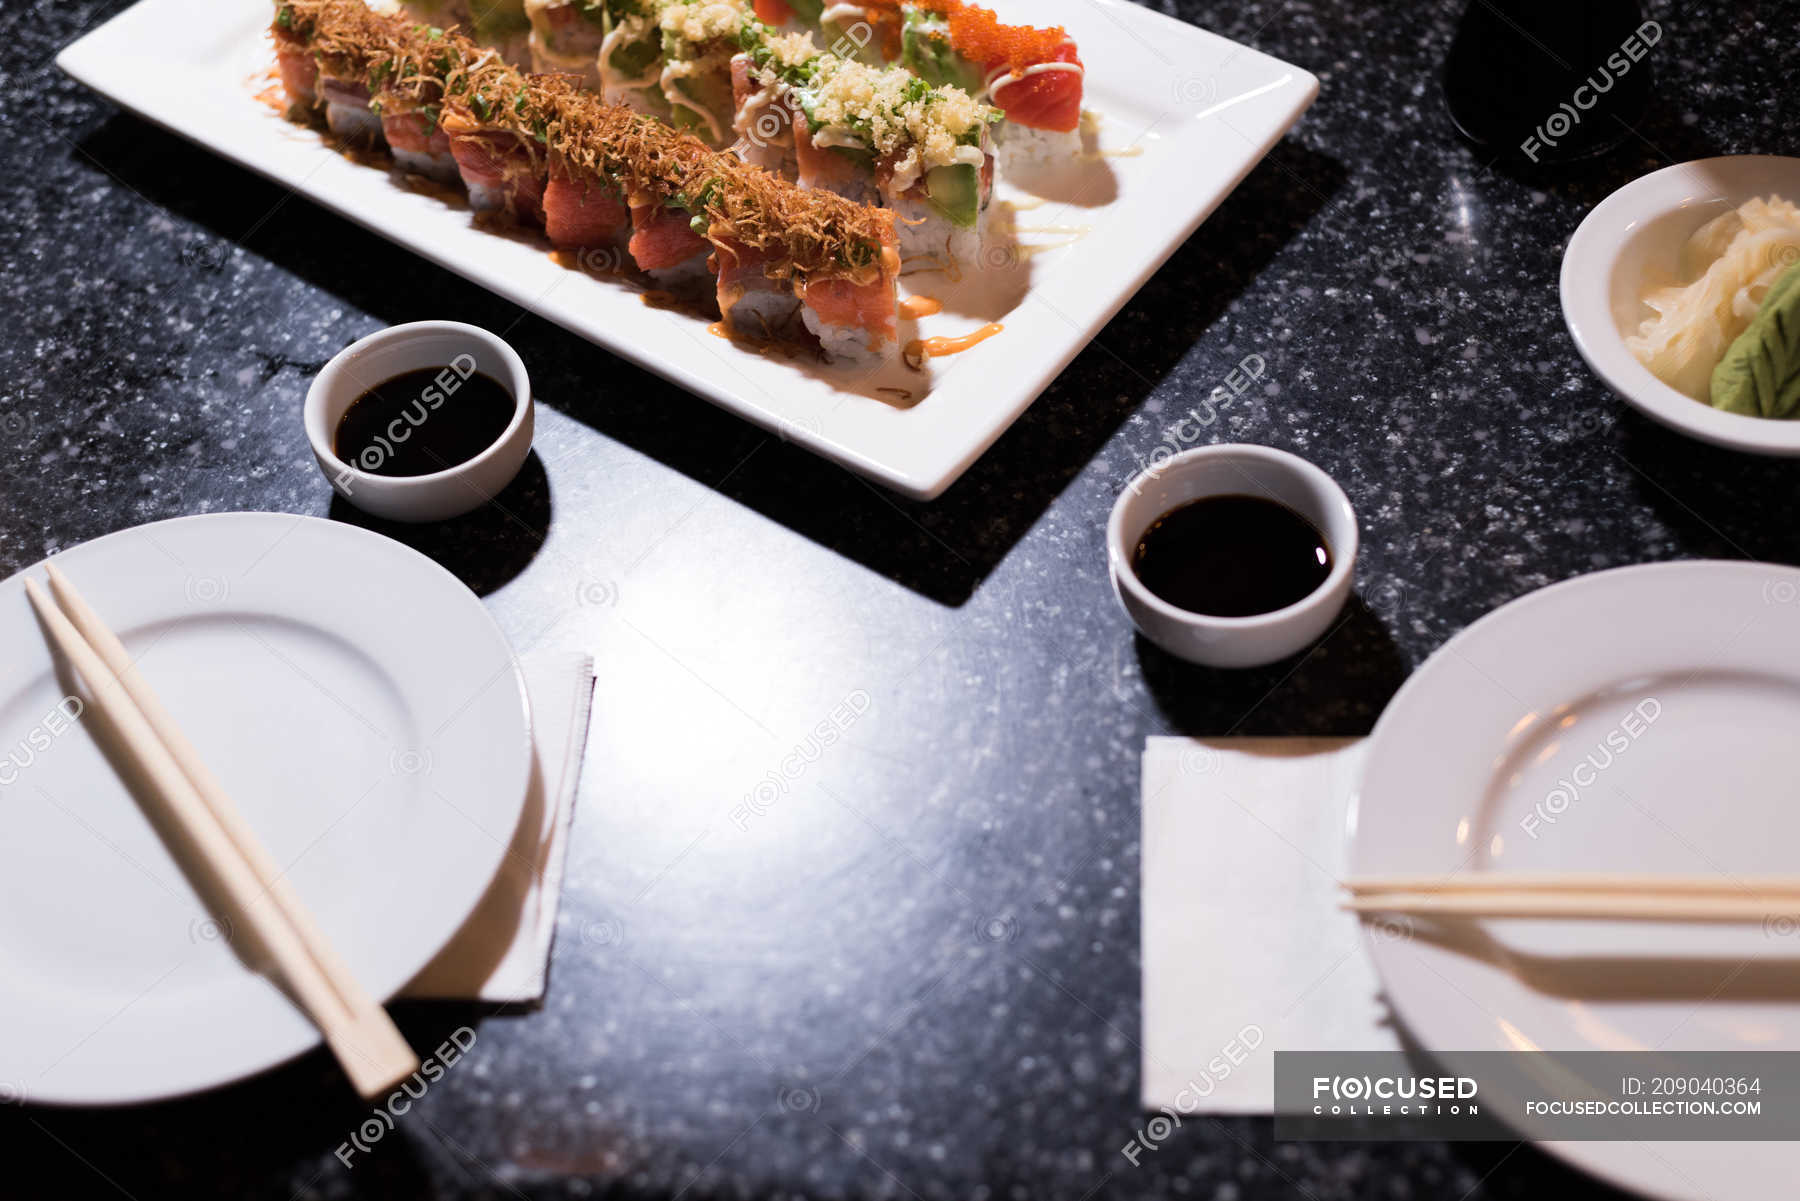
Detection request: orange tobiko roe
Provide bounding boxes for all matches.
[876,0,1073,73]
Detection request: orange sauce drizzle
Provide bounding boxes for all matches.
[900,295,943,318]
[904,322,1003,367]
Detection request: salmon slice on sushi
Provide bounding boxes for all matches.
[627,198,715,290]
[381,106,460,182]
[798,223,900,364]
[271,15,320,115]
[984,39,1084,166]
[893,1,1084,166]
[444,114,547,224]
[544,164,630,256]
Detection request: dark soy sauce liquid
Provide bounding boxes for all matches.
[335,367,515,478]
[1131,495,1332,617]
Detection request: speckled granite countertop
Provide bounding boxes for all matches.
[4,0,1798,1196]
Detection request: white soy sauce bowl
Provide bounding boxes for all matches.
[305,321,533,523]
[1108,444,1358,669]
[1560,154,1800,455]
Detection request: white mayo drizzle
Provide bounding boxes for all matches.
[985,59,1084,101]
[661,62,727,142]
[598,22,661,93]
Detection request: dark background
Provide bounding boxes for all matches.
[4,0,1795,1196]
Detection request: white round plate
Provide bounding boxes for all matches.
[0,513,530,1105]
[1351,561,1800,1199]
[1561,154,1800,455]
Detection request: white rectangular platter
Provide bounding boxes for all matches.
[58,0,1316,498]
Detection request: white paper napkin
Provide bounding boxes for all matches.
[1140,736,1401,1113]
[402,650,595,1003]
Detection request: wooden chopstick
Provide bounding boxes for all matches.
[1344,874,1800,897]
[1343,891,1800,923]
[1344,874,1800,923]
[26,572,419,1099]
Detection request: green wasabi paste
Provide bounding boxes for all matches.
[1710,261,1800,419]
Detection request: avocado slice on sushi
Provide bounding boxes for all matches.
[900,8,983,96]
[924,163,980,228]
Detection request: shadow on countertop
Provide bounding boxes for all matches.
[1136,593,1409,736]
[0,1002,504,1200]
[69,114,1347,607]
[325,451,554,598]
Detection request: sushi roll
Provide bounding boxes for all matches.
[525,0,607,86]
[657,0,750,146]
[382,107,460,181]
[792,54,997,258]
[798,224,900,363]
[544,163,631,252]
[714,238,801,336]
[792,121,880,206]
[733,19,997,263]
[596,0,670,116]
[627,197,715,289]
[318,70,386,146]
[276,0,903,364]
[729,51,797,174]
[897,1,1083,165]
[271,9,321,114]
[442,111,547,224]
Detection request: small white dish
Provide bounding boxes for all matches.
[1108,444,1358,669]
[1561,154,1800,455]
[305,321,533,523]
[1351,560,1800,1201]
[0,513,530,1104]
